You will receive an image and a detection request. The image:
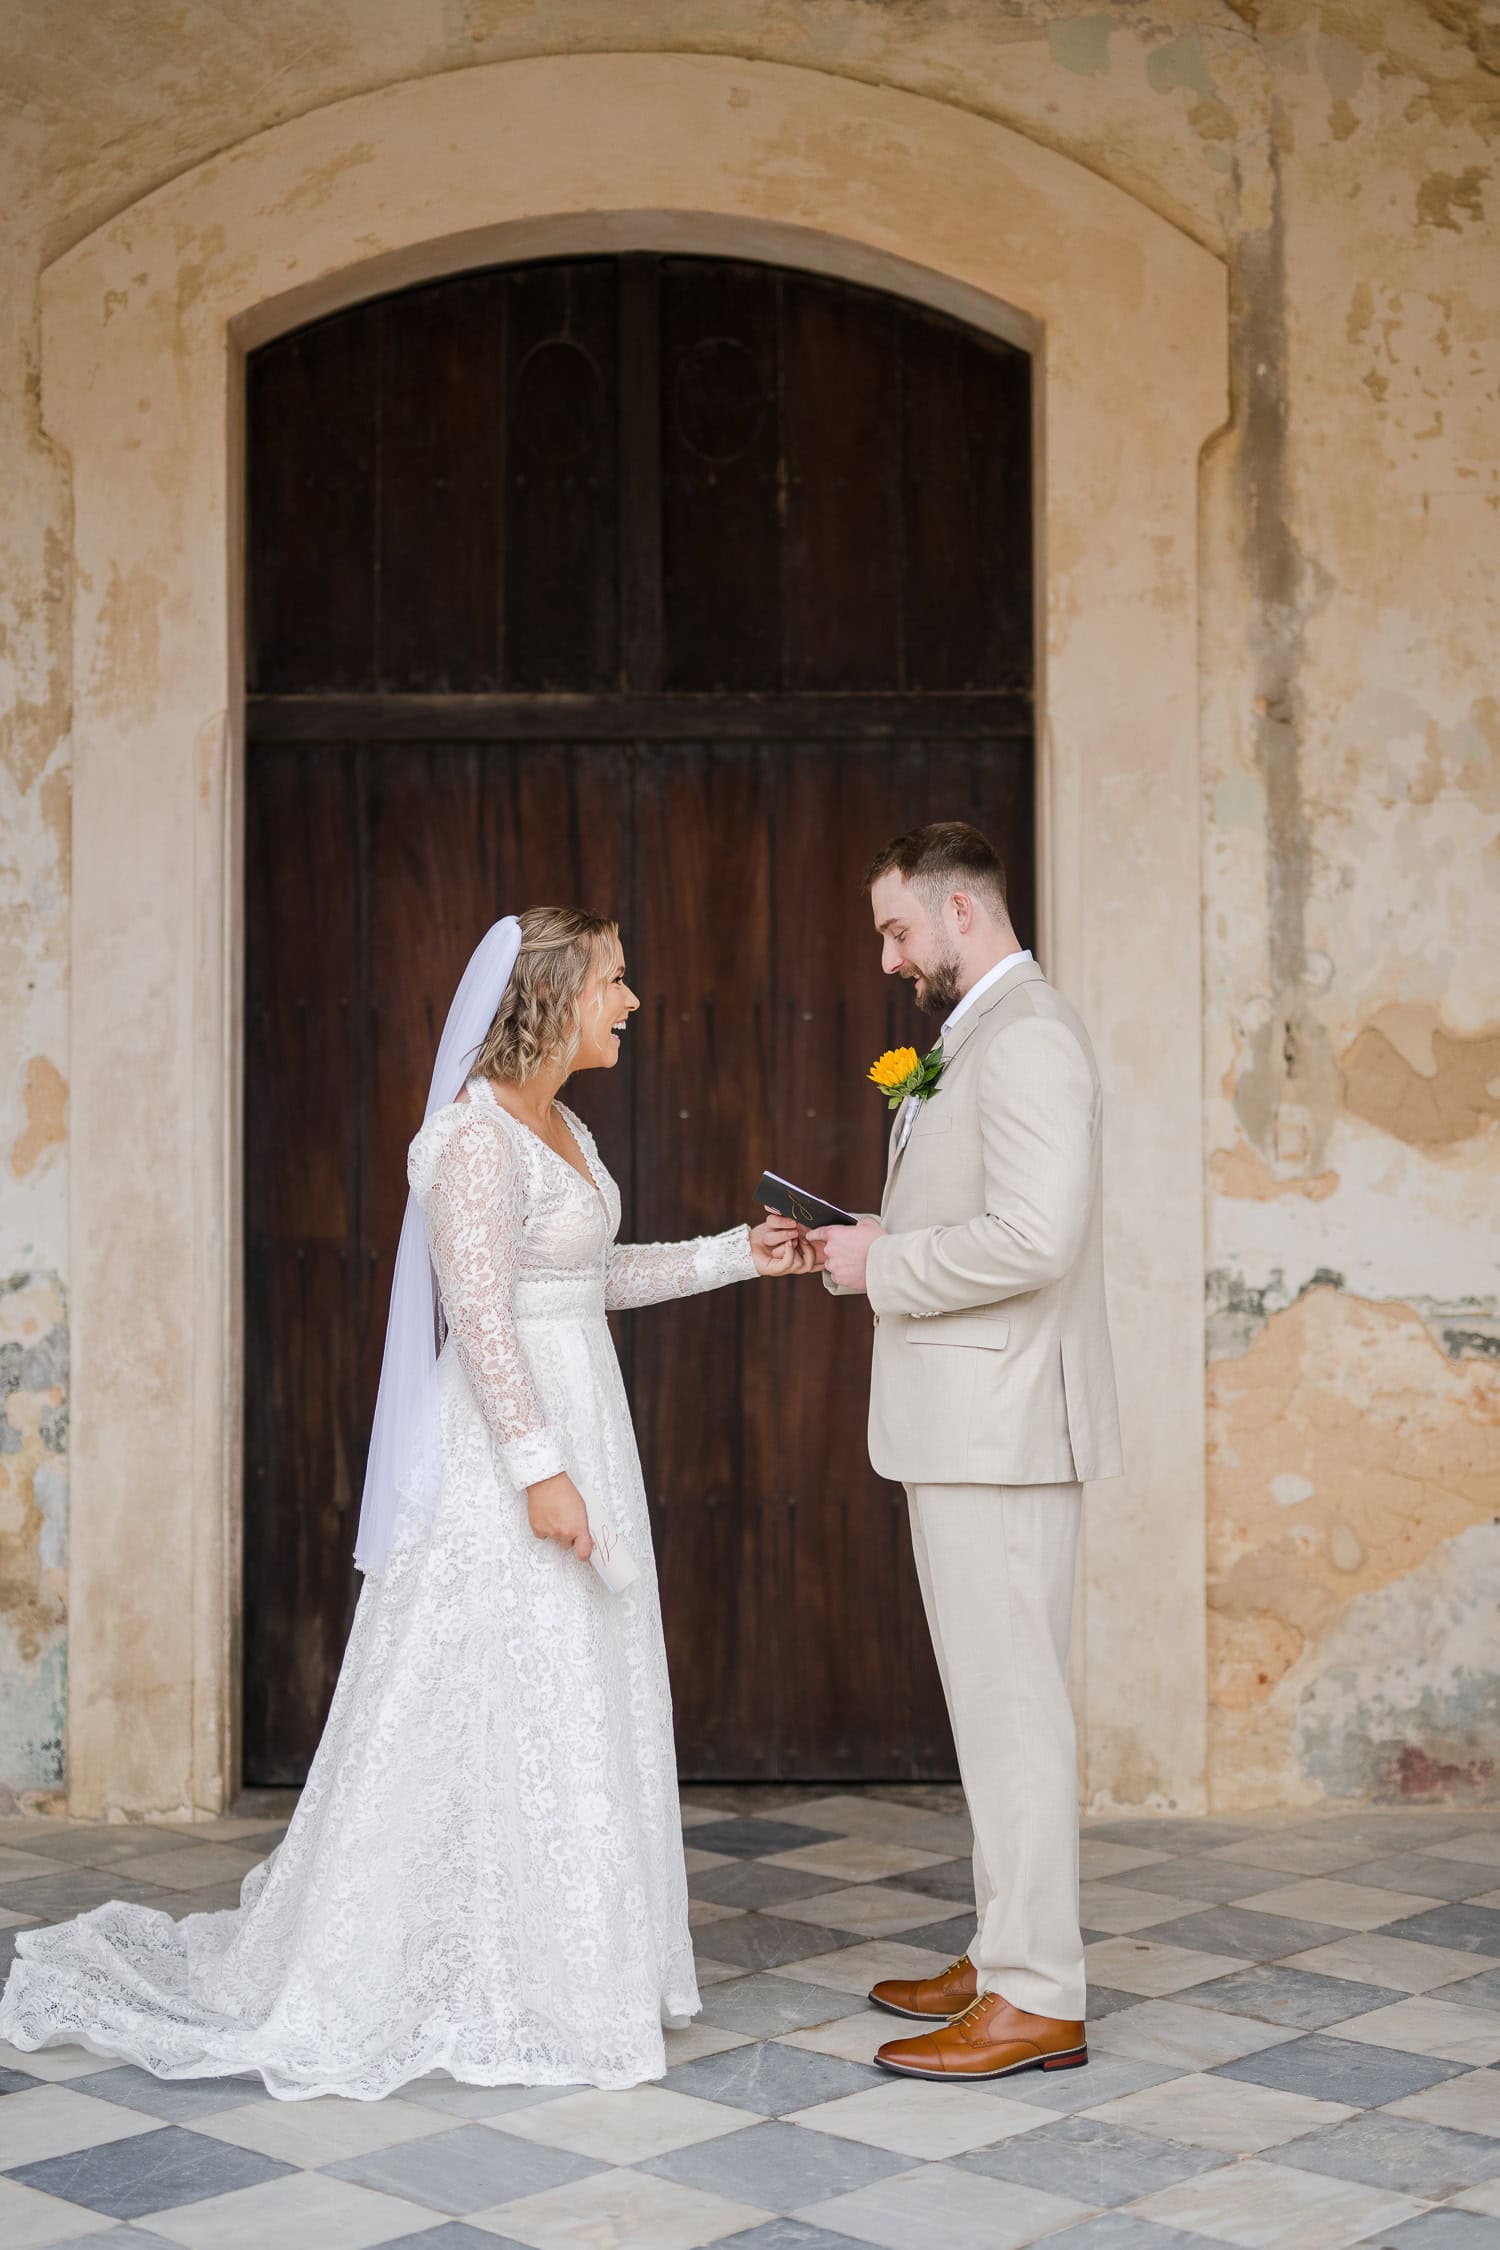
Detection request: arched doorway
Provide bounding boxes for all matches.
[243,251,1035,1785]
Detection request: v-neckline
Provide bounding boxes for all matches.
[469,1079,604,1204]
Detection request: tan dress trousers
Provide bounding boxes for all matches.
[905,1480,1085,2021]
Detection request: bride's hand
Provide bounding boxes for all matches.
[750,1212,820,1277]
[527,1472,594,1561]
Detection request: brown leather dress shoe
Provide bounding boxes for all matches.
[875,1990,1088,2080]
[868,1953,978,2021]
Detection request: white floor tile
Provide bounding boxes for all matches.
[192,2091,455,2164]
[1281,1933,1499,1991]
[773,1886,953,1938]
[766,1796,973,1857]
[1323,1994,1500,2065]
[0,2083,161,2165]
[692,1960,746,1986]
[0,2038,115,2081]
[1384,2068,1500,2136]
[662,2023,754,2067]
[1089,1999,1301,2071]
[787,2079,1047,2160]
[0,2175,118,2250]
[1237,1879,1441,1930]
[1076,1883,1200,1934]
[776,2008,898,2064]
[797,2159,1089,2250]
[1455,2179,1500,2216]
[1078,1839,1176,1880]
[1132,2154,1427,2246]
[476,2165,768,2247]
[762,1840,948,1883]
[1091,2070,1353,2154]
[120,1846,263,1891]
[0,1848,76,1882]
[1427,1832,1500,1868]
[145,2171,439,2250]
[488,2083,759,2163]
[682,1848,734,1874]
[771,1940,950,1997]
[1083,1938,1244,1995]
[688,1899,746,1930]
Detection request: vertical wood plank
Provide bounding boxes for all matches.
[781,276,903,689]
[659,259,781,689]
[246,305,381,693]
[632,741,774,1775]
[377,276,505,690]
[243,747,362,1783]
[502,261,620,689]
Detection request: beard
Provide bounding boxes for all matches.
[911,950,964,1018]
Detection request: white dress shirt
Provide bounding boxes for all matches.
[896,949,1033,1153]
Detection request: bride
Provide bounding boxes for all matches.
[0,908,811,2099]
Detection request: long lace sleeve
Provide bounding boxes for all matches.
[605,1225,758,1312]
[421,1113,566,1489]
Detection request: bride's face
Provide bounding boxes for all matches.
[572,941,640,1071]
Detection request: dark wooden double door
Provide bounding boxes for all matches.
[244,253,1034,1786]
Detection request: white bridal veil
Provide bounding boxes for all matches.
[353,916,524,1575]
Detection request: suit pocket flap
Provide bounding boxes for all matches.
[908,1313,1010,1349]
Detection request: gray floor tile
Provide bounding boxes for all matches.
[1089,1986,1149,2021]
[1274,2112,1500,2197]
[690,2222,878,2249]
[6,2123,294,2218]
[1377,2214,1500,2248]
[958,2113,1227,2204]
[689,1861,846,1910]
[1215,2029,1467,2106]
[326,2121,603,2214]
[692,1912,862,1972]
[1181,1965,1407,2028]
[1035,2213,1224,2248]
[68,2061,274,2121]
[378,2230,534,2250]
[1084,1821,1259,1853]
[1345,1855,1500,1902]
[643,2117,907,2209]
[1393,1907,1500,1957]
[0,2063,44,2092]
[1108,1859,1279,1906]
[996,2052,1181,2114]
[1445,1971,1500,2014]
[1142,1906,1351,1960]
[877,1859,976,1905]
[663,2039,883,2114]
[0,1872,176,1918]
[697,1974,857,2037]
[893,1913,976,1955]
[28,2229,186,2250]
[1291,1814,1481,1850]
[684,1819,840,1860]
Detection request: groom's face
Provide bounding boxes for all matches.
[869,872,964,1018]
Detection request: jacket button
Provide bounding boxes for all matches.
[872,1313,881,1326]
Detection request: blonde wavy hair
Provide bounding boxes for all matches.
[472,906,621,1088]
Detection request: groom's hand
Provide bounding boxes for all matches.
[810,1215,884,1292]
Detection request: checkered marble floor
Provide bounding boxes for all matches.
[2,1790,1499,2250]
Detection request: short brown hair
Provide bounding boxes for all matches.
[863,821,1008,910]
[473,905,620,1087]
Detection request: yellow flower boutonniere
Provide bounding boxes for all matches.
[867,1042,946,1112]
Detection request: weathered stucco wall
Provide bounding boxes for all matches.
[0,0,1495,1810]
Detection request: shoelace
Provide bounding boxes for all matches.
[950,1992,997,2031]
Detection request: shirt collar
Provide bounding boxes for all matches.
[940,949,1033,1040]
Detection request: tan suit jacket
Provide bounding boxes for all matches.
[834,960,1123,1488]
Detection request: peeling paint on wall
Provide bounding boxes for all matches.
[0,1269,68,1802]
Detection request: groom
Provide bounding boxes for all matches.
[811,821,1122,2083]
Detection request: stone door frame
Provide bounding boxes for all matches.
[42,54,1227,1817]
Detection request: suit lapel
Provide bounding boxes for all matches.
[881,959,1047,1209]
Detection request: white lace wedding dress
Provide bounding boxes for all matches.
[0,1080,757,2098]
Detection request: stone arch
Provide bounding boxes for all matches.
[42,53,1226,1816]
